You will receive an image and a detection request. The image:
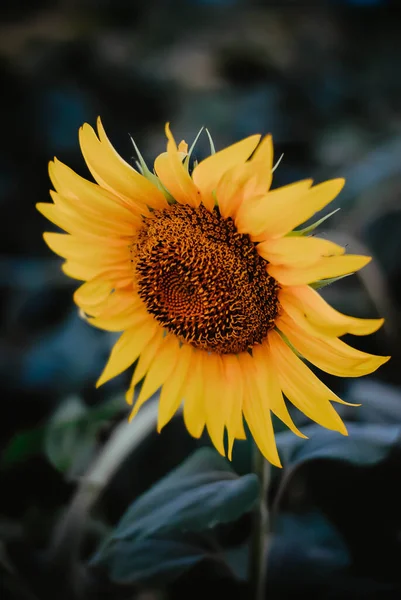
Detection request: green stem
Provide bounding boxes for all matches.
[249,445,270,600]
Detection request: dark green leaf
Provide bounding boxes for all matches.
[268,510,349,587]
[91,447,259,584]
[109,538,207,584]
[113,447,258,540]
[45,394,124,476]
[277,422,401,467]
[346,379,401,424]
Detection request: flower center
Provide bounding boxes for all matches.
[132,204,279,354]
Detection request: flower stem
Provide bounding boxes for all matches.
[249,445,270,600]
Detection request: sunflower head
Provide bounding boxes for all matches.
[38,118,389,466]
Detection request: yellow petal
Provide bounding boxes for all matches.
[183,349,206,438]
[125,329,165,404]
[268,254,372,286]
[74,280,113,310]
[61,261,132,285]
[49,159,143,226]
[93,290,139,319]
[178,140,188,153]
[277,313,390,377]
[251,134,273,168]
[51,188,138,237]
[268,330,348,434]
[221,354,246,460]
[238,352,281,467]
[96,317,159,387]
[246,134,274,196]
[246,179,344,240]
[258,236,345,268]
[79,119,168,211]
[154,124,201,207]
[88,301,147,331]
[280,286,384,337]
[215,137,274,218]
[61,261,103,282]
[251,343,307,438]
[192,134,261,211]
[129,334,181,421]
[157,343,193,432]
[215,166,259,219]
[203,353,227,456]
[43,232,129,266]
[236,179,313,238]
[38,194,136,241]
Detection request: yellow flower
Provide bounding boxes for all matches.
[38,118,389,467]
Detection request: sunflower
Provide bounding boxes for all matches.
[37,119,389,467]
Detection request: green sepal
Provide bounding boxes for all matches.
[287,208,340,237]
[130,135,174,202]
[310,273,352,289]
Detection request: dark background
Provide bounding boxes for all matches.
[1,1,401,599]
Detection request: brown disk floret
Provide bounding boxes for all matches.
[132,204,279,354]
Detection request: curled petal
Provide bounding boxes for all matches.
[276,313,390,377]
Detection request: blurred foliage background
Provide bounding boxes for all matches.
[1,0,401,598]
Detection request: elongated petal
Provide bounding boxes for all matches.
[183,349,206,438]
[203,353,227,456]
[49,159,144,225]
[79,119,168,211]
[277,313,390,377]
[221,354,246,460]
[154,124,201,207]
[268,330,348,434]
[43,232,129,266]
[129,334,181,421]
[238,352,281,467]
[237,180,313,238]
[61,261,104,282]
[268,254,371,286]
[158,344,193,431]
[215,166,259,219]
[88,301,146,331]
[96,318,159,387]
[38,193,137,241]
[280,286,384,337]
[125,330,165,404]
[38,203,129,248]
[251,343,307,438]
[50,189,138,237]
[62,261,132,285]
[258,237,345,268]
[246,179,344,240]
[251,134,273,168]
[74,280,113,311]
[94,290,139,320]
[192,134,261,211]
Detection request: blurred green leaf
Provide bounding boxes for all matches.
[268,510,350,588]
[109,538,208,584]
[346,379,401,424]
[1,395,124,471]
[113,447,258,539]
[1,427,46,468]
[91,447,259,584]
[277,422,401,468]
[45,396,95,475]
